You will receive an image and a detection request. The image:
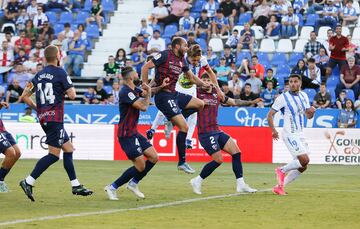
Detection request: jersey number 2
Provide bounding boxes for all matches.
[37,83,55,105]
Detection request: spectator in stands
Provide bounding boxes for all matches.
[77,24,88,41]
[25,20,37,45]
[335,56,360,98]
[65,30,86,76]
[93,79,108,104]
[4,33,15,53]
[105,94,116,105]
[60,23,74,40]
[314,47,331,79]
[336,90,348,109]
[115,48,127,68]
[150,0,169,24]
[187,32,198,46]
[265,15,281,37]
[51,33,68,52]
[4,0,19,31]
[316,0,338,31]
[132,44,147,74]
[195,9,211,41]
[313,83,332,108]
[280,6,298,38]
[103,55,120,77]
[158,0,189,26]
[177,8,195,36]
[321,29,333,55]
[139,18,153,42]
[27,0,38,20]
[245,68,262,94]
[46,0,72,12]
[293,0,307,15]
[238,23,255,54]
[252,0,271,29]
[303,58,321,88]
[291,59,307,76]
[216,57,231,84]
[8,64,32,89]
[338,99,358,128]
[33,5,48,29]
[23,54,38,74]
[6,79,23,103]
[221,82,234,101]
[0,41,14,67]
[238,58,251,79]
[270,0,289,17]
[250,55,265,80]
[206,46,218,68]
[223,45,235,66]
[304,31,322,59]
[340,0,357,26]
[225,29,240,50]
[30,40,44,62]
[130,34,148,54]
[203,0,219,18]
[14,48,28,65]
[14,30,31,55]
[212,9,229,37]
[38,21,55,46]
[355,94,360,111]
[229,62,237,78]
[111,81,121,104]
[307,0,326,14]
[86,0,104,36]
[240,83,259,107]
[262,68,279,89]
[82,87,96,104]
[329,25,349,70]
[258,81,278,107]
[228,72,244,95]
[241,0,260,13]
[347,35,358,58]
[219,0,237,29]
[147,30,166,54]
[16,8,29,32]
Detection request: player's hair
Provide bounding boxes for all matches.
[288,74,301,80]
[171,37,185,49]
[121,66,134,79]
[201,72,210,79]
[187,44,202,58]
[44,45,58,62]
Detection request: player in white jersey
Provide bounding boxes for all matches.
[267,74,316,195]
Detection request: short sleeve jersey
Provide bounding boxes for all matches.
[197,88,221,134]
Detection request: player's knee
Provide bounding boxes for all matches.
[149,154,159,164]
[299,156,310,167]
[178,124,188,133]
[14,149,21,160]
[212,153,223,164]
[5,148,17,161]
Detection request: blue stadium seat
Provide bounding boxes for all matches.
[163,25,178,38]
[71,24,78,31]
[84,0,92,12]
[191,0,205,13]
[289,52,304,67]
[304,88,317,102]
[76,11,90,24]
[275,75,287,87]
[276,65,291,76]
[45,11,57,24]
[151,24,163,34]
[85,24,99,38]
[271,53,287,67]
[326,77,339,88]
[327,87,336,103]
[196,38,207,52]
[257,52,270,67]
[102,0,115,12]
[237,12,252,26]
[165,37,171,46]
[344,89,355,101]
[190,12,200,19]
[86,38,92,51]
[297,14,304,27]
[54,24,64,35]
[59,12,73,24]
[331,66,340,77]
[305,14,319,27]
[48,8,62,13]
[236,52,251,65]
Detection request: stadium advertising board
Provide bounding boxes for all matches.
[1,104,356,127]
[273,128,360,165]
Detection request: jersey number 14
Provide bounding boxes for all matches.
[37,83,55,105]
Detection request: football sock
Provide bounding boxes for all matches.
[186,113,197,141]
[29,153,59,181]
[111,166,139,189]
[63,152,79,186]
[151,111,165,130]
[177,131,187,165]
[281,160,302,173]
[284,170,301,186]
[199,160,221,179]
[0,167,10,181]
[232,153,243,179]
[131,160,156,184]
[182,108,197,119]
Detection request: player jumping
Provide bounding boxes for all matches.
[141,37,213,174]
[0,102,22,193]
[19,45,93,201]
[190,73,260,194]
[104,67,166,200]
[267,74,316,195]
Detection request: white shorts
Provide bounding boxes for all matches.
[282,132,309,158]
[175,83,197,97]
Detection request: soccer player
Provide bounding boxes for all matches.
[267,74,316,196]
[190,73,260,194]
[104,67,163,200]
[0,102,22,193]
[19,45,93,202]
[141,37,212,174]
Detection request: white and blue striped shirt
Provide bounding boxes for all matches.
[343,6,357,16]
[272,91,311,134]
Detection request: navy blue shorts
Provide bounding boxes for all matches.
[41,122,69,148]
[118,133,152,160]
[0,131,16,154]
[199,131,230,155]
[154,91,192,120]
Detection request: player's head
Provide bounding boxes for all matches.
[121,66,139,83]
[171,37,188,57]
[200,72,212,91]
[44,45,60,65]
[288,74,302,93]
[187,44,202,66]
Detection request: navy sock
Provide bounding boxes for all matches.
[199,160,221,179]
[176,131,187,165]
[132,160,156,184]
[182,108,197,119]
[63,152,77,181]
[0,167,10,181]
[232,153,243,179]
[30,154,59,179]
[112,166,139,189]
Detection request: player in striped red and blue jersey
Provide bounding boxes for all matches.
[190,73,261,195]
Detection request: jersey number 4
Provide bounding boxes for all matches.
[37,83,55,105]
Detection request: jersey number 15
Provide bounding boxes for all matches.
[37,83,55,105]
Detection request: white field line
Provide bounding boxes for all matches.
[0,189,272,226]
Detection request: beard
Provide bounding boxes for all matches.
[133,78,141,86]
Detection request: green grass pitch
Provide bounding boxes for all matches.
[0,160,359,228]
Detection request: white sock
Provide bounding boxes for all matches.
[151,111,165,130]
[236,177,245,185]
[109,184,117,190]
[70,179,81,187]
[195,175,203,183]
[25,176,36,186]
[186,113,197,140]
[284,170,301,186]
[281,160,302,173]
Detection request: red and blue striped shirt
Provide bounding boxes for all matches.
[197,88,222,134]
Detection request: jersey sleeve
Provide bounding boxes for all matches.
[152,51,167,67]
[271,94,286,112]
[60,69,74,91]
[120,88,139,105]
[200,56,210,69]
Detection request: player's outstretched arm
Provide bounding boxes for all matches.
[20,82,37,110]
[132,84,151,112]
[225,97,262,107]
[205,67,219,87]
[305,106,316,119]
[66,87,76,100]
[267,108,279,140]
[141,60,155,84]
[185,70,208,88]
[150,78,170,94]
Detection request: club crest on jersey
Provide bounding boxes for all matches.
[154,53,161,60]
[128,92,136,101]
[212,144,218,150]
[137,147,142,154]
[172,107,179,113]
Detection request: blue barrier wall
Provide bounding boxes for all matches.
[2,104,358,128]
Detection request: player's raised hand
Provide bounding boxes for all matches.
[272,129,279,141]
[202,81,211,90]
[0,101,9,109]
[161,78,170,88]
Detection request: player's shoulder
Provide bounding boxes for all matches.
[153,50,168,61]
